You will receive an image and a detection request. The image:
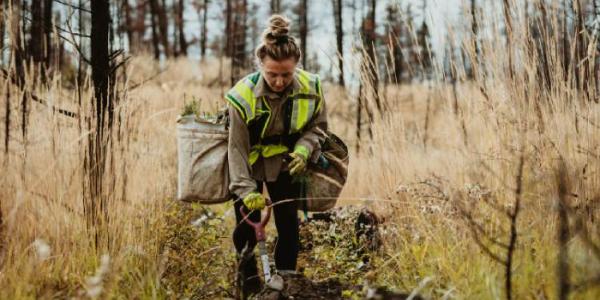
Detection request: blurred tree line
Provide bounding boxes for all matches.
[2,0,600,89]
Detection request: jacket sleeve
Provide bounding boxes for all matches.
[227,104,257,199]
[294,89,328,163]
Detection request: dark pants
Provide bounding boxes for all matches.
[233,172,300,271]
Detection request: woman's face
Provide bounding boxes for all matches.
[261,56,298,93]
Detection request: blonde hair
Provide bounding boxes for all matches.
[255,15,302,63]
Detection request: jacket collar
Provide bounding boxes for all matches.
[254,70,301,99]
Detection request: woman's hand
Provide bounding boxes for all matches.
[288,150,308,176]
[243,192,267,210]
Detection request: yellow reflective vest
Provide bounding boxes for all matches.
[225,69,323,165]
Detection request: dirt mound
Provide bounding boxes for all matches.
[252,273,346,299]
[251,273,422,300]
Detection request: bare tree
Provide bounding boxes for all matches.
[362,0,380,112]
[457,152,525,300]
[149,0,160,59]
[556,161,570,300]
[149,0,170,58]
[503,0,514,79]
[298,0,308,69]
[271,0,281,14]
[29,0,44,65]
[194,0,209,59]
[177,0,187,56]
[384,3,403,84]
[132,0,147,54]
[43,0,52,68]
[416,14,433,79]
[0,0,4,66]
[227,0,248,85]
[554,160,600,299]
[123,0,134,53]
[332,0,344,86]
[469,0,479,78]
[89,0,112,247]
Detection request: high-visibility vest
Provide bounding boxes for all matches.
[225,69,323,165]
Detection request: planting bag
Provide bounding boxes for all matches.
[303,132,349,212]
[177,114,231,204]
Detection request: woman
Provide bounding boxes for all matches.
[225,15,328,297]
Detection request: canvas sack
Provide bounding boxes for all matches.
[177,113,231,204]
[303,132,349,212]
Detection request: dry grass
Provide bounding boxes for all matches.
[1,3,600,298]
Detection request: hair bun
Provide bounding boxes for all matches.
[267,15,290,37]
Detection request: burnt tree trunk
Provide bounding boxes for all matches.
[226,0,232,57]
[200,0,208,59]
[134,0,147,53]
[158,0,170,56]
[363,0,380,112]
[229,0,247,85]
[123,0,134,53]
[43,0,53,68]
[149,0,160,59]
[4,73,9,157]
[562,0,570,84]
[149,0,170,58]
[503,0,514,79]
[299,0,308,68]
[177,0,187,56]
[332,0,344,86]
[271,0,281,14]
[90,0,112,248]
[0,0,5,66]
[470,0,478,78]
[574,0,589,97]
[29,0,44,65]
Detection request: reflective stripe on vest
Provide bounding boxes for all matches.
[248,144,289,165]
[224,70,322,163]
[225,70,322,131]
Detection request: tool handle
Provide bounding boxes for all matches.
[239,198,272,241]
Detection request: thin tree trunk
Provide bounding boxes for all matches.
[149,0,169,58]
[123,0,134,53]
[29,0,43,65]
[226,0,232,57]
[502,0,514,79]
[595,0,600,101]
[271,0,281,14]
[135,0,146,53]
[470,0,479,78]
[574,0,588,96]
[149,0,160,59]
[365,0,380,112]
[562,0,570,83]
[158,0,170,56]
[230,0,247,85]
[356,83,363,153]
[0,0,6,66]
[90,0,112,249]
[299,0,308,68]
[333,0,344,86]
[200,0,208,59]
[556,163,570,300]
[177,0,187,56]
[43,0,52,69]
[4,76,9,157]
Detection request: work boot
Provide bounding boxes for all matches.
[236,253,262,299]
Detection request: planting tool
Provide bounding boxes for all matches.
[240,199,284,290]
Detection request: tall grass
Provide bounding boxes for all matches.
[0,0,599,298]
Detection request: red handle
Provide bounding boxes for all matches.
[240,198,272,242]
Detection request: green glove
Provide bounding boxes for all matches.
[288,145,309,176]
[242,192,266,210]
